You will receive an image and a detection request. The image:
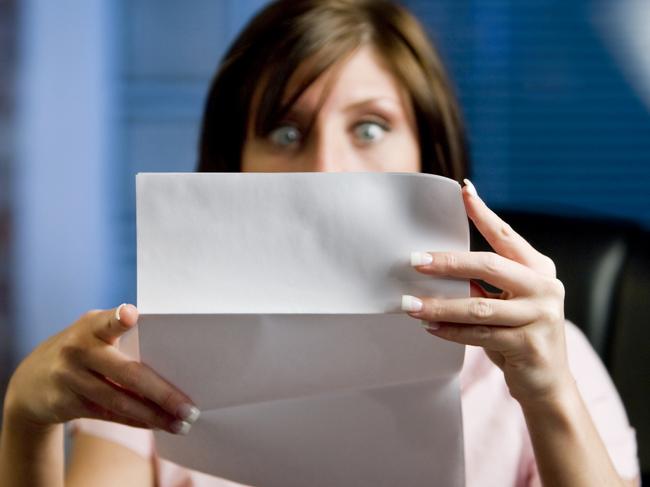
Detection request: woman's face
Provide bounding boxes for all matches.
[242,46,420,173]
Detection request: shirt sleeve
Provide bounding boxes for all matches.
[526,321,640,484]
[68,418,155,459]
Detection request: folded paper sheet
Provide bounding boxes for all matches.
[136,173,469,486]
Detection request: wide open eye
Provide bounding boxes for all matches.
[268,124,302,148]
[353,120,389,145]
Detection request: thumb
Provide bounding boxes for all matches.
[93,304,139,344]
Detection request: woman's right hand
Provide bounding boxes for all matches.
[4,304,199,434]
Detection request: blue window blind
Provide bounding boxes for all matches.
[405,0,650,228]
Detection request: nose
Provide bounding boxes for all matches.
[308,125,346,173]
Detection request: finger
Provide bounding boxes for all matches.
[425,322,523,352]
[411,251,538,295]
[403,295,537,326]
[74,394,151,429]
[93,304,139,345]
[66,368,181,433]
[462,180,554,275]
[81,346,199,423]
[73,393,190,434]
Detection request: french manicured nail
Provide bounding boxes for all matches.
[463,178,478,198]
[401,295,423,312]
[411,251,433,266]
[178,403,201,423]
[115,303,127,321]
[422,321,440,331]
[171,420,192,435]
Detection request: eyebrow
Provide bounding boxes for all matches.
[285,97,401,120]
[343,97,402,113]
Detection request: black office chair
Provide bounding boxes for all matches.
[473,210,650,483]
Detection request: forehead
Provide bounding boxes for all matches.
[286,45,408,110]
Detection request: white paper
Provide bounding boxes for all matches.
[137,172,468,314]
[136,173,469,487]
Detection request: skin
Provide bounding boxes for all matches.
[242,47,420,173]
[0,45,638,486]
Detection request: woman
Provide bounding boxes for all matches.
[0,0,639,485]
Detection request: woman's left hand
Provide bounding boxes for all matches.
[403,180,573,407]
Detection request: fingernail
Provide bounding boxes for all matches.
[401,295,423,312]
[463,178,478,198]
[115,303,127,321]
[177,403,201,423]
[171,420,192,435]
[411,251,433,266]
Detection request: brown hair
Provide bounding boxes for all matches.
[197,0,469,182]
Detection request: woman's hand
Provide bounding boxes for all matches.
[402,180,572,406]
[4,304,199,434]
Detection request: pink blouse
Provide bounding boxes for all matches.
[70,321,639,486]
